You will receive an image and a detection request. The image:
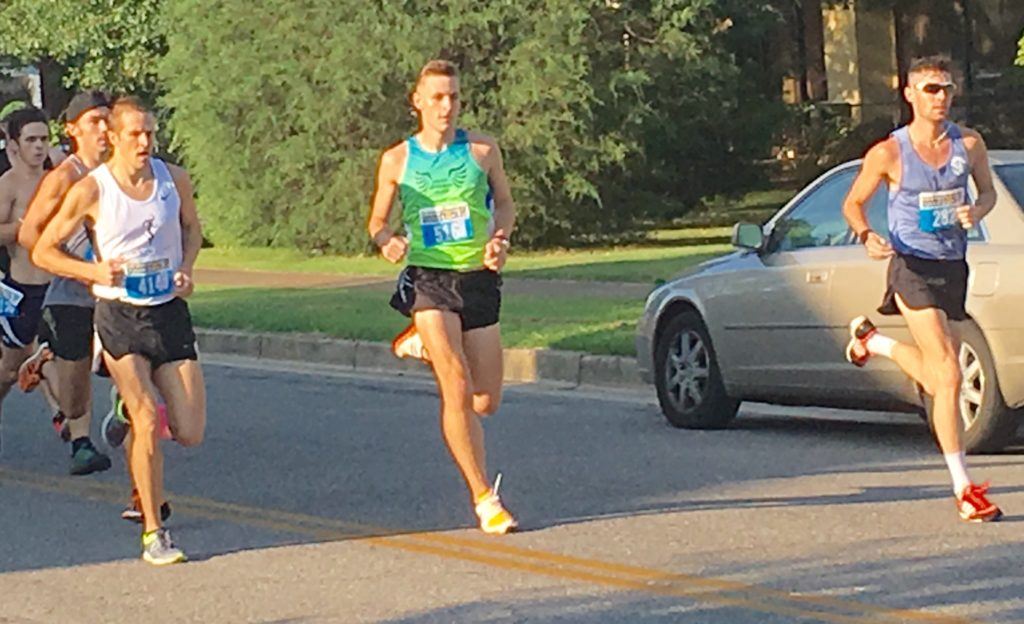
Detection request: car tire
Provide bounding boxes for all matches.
[654,311,739,429]
[919,320,1018,454]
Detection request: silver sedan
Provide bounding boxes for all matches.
[636,152,1024,452]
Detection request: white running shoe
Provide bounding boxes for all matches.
[474,474,518,535]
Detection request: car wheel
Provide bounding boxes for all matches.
[654,311,739,429]
[920,320,1018,453]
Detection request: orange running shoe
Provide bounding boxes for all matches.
[391,323,430,361]
[845,316,876,368]
[18,342,53,392]
[957,482,1003,522]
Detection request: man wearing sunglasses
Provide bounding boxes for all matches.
[841,55,1001,522]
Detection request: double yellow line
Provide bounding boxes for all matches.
[0,467,968,623]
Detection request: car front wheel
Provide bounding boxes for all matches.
[654,311,739,429]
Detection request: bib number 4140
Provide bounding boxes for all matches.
[125,271,173,299]
[123,258,174,300]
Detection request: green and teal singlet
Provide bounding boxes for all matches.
[398,129,492,270]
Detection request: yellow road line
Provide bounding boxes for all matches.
[0,468,969,624]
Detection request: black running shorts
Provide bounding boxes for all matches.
[878,254,969,321]
[0,277,48,349]
[95,297,198,368]
[390,266,502,331]
[41,305,94,361]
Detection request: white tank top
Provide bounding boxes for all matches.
[90,158,182,306]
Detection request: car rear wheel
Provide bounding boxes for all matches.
[654,311,739,429]
[920,320,1019,453]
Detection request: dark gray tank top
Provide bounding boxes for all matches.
[43,155,96,308]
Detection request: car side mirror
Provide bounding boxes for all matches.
[731,222,764,251]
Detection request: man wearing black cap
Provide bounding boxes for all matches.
[18,92,113,475]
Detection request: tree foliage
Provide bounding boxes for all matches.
[160,0,781,252]
[0,0,165,95]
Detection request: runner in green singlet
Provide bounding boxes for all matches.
[368,59,518,534]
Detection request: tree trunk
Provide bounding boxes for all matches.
[37,58,71,120]
[802,0,827,101]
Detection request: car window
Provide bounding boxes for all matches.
[770,169,856,252]
[995,164,1024,216]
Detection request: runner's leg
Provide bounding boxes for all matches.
[415,309,490,499]
[55,358,92,438]
[463,323,503,417]
[894,295,962,452]
[152,359,206,447]
[103,352,165,533]
[0,344,35,418]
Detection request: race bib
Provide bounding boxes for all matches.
[919,189,964,233]
[0,282,23,318]
[123,258,174,300]
[419,202,474,248]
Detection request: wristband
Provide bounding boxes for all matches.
[857,229,874,245]
[491,234,510,249]
[372,230,393,248]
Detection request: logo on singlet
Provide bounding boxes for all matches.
[951,156,966,176]
[411,162,468,194]
[143,217,157,245]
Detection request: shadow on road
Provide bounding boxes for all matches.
[2,361,1022,624]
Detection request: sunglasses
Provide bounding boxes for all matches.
[915,81,957,95]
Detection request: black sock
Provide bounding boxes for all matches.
[71,436,92,455]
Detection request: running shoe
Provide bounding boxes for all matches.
[69,439,112,476]
[157,403,172,441]
[100,385,129,449]
[845,315,877,368]
[391,323,430,361]
[18,342,53,392]
[122,489,172,524]
[474,474,518,535]
[141,528,186,566]
[957,482,1003,522]
[51,412,71,442]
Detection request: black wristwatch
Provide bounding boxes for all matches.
[857,229,874,245]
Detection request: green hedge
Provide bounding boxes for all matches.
[160,0,780,253]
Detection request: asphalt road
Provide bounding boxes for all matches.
[1,355,1022,623]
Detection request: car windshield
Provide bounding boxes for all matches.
[995,164,1024,215]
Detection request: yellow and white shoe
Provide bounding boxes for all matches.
[474,474,518,535]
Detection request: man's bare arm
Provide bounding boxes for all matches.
[32,177,118,286]
[964,130,996,225]
[843,142,891,235]
[170,165,202,273]
[367,145,408,263]
[842,141,895,260]
[471,134,516,272]
[18,165,76,251]
[480,139,516,238]
[0,176,20,245]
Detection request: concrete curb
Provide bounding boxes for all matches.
[195,328,645,389]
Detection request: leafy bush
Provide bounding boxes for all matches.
[161,0,781,252]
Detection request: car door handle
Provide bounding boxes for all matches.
[806,270,829,284]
